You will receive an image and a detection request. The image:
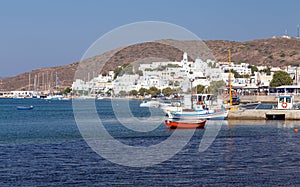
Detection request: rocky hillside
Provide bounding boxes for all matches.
[1,63,78,91]
[205,38,300,66]
[1,38,300,91]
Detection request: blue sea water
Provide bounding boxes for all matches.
[1,98,300,186]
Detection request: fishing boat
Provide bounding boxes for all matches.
[167,109,228,120]
[165,119,206,129]
[44,95,63,100]
[160,94,216,115]
[16,105,34,110]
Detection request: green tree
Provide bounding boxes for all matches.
[174,81,180,87]
[62,87,72,95]
[106,88,113,95]
[208,80,226,95]
[114,66,123,79]
[113,63,133,79]
[248,65,258,75]
[119,90,127,96]
[129,90,138,96]
[167,64,180,68]
[122,64,134,75]
[148,86,160,97]
[138,87,148,96]
[195,84,205,93]
[270,71,293,87]
[260,67,271,75]
[266,67,271,75]
[231,70,243,78]
[208,61,216,68]
[162,87,173,97]
[136,70,143,76]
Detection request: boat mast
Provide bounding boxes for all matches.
[34,75,37,91]
[28,73,31,91]
[189,77,194,109]
[228,49,232,106]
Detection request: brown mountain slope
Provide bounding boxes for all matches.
[1,38,300,91]
[205,38,300,66]
[1,63,78,91]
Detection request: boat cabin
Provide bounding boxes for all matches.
[192,94,214,105]
[277,95,293,110]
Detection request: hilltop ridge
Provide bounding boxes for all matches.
[1,38,300,91]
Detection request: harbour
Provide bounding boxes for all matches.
[1,98,300,186]
[2,1,300,186]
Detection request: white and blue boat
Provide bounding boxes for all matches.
[165,93,228,120]
[167,109,228,120]
[16,105,34,110]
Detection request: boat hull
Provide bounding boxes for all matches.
[165,119,206,129]
[168,110,228,120]
[17,106,34,110]
[139,100,160,108]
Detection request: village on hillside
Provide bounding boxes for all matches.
[1,51,300,99]
[71,51,300,98]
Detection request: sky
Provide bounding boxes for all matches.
[1,0,300,77]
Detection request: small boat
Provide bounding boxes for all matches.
[44,95,63,100]
[165,119,206,129]
[139,100,160,108]
[160,101,183,114]
[167,109,228,120]
[17,105,34,110]
[61,97,71,101]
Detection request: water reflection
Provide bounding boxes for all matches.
[227,119,300,129]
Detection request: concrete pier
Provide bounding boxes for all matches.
[228,109,300,120]
[240,95,300,103]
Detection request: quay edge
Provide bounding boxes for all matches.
[240,95,300,103]
[228,109,300,120]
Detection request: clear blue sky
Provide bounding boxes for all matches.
[1,0,300,77]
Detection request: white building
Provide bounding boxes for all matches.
[72,79,89,91]
[114,74,139,94]
[72,71,115,94]
[220,62,252,76]
[137,52,222,90]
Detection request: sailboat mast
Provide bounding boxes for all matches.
[34,75,37,91]
[28,73,31,91]
[228,49,232,106]
[55,71,58,90]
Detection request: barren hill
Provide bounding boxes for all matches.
[205,38,300,66]
[1,38,300,91]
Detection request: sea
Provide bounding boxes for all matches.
[1,98,300,186]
